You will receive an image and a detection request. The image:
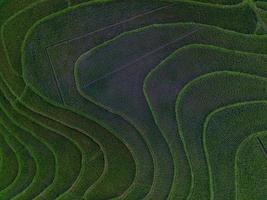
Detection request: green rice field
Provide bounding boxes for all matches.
[0,0,266,199]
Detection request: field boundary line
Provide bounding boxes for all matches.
[81,27,200,89]
[45,3,175,106]
[45,48,66,105]
[46,4,174,49]
[1,0,49,77]
[257,137,267,158]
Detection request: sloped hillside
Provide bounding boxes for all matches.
[0,0,266,199]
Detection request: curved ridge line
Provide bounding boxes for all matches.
[0,126,20,192]
[80,27,200,89]
[177,72,267,199]
[203,101,267,200]
[13,97,106,199]
[235,131,267,199]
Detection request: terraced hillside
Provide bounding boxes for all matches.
[0,0,267,199]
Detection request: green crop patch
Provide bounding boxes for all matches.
[0,89,82,199]
[204,103,267,200]
[236,133,267,200]
[1,0,267,199]
[175,72,267,199]
[74,24,267,198]
[0,127,18,191]
[13,101,106,199]
[144,44,267,198]
[2,0,68,75]
[0,121,36,199]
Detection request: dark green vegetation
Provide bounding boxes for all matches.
[0,0,267,199]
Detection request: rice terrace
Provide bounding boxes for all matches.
[1,0,267,199]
